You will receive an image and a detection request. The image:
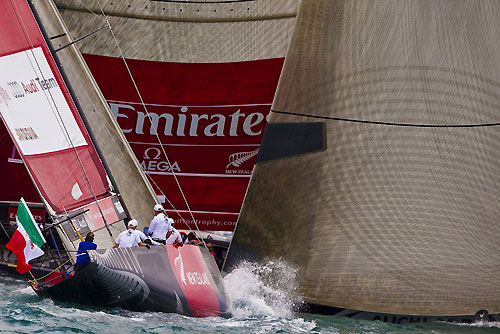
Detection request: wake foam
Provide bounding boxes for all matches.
[457,320,500,329]
[16,286,36,295]
[223,259,302,318]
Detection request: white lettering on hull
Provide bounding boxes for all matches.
[186,271,211,286]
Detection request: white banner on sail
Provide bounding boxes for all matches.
[0,47,86,155]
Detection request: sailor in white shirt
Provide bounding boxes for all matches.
[134,228,161,246]
[148,204,173,244]
[114,219,147,248]
[166,218,183,246]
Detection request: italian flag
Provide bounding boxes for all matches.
[6,198,45,273]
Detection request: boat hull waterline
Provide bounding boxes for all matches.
[303,303,500,324]
[31,245,228,317]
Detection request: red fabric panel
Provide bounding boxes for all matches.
[83,54,285,231]
[169,211,238,232]
[83,54,283,105]
[0,121,41,202]
[8,207,45,222]
[25,147,109,212]
[160,175,248,212]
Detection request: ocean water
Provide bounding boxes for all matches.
[0,261,498,334]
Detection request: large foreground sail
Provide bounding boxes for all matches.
[226,0,500,321]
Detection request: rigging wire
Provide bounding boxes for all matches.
[93,0,207,247]
[8,0,112,237]
[54,25,107,53]
[75,0,100,17]
[144,172,197,236]
[271,109,500,128]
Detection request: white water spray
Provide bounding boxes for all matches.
[459,321,500,329]
[223,259,303,318]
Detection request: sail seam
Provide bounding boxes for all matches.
[56,5,296,23]
[270,110,500,128]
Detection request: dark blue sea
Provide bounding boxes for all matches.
[0,261,498,334]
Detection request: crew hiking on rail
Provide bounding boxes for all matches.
[148,204,173,244]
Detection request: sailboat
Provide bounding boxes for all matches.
[0,0,227,317]
[225,0,500,324]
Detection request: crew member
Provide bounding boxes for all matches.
[186,232,202,246]
[148,204,173,244]
[74,232,97,272]
[207,243,216,259]
[166,218,183,247]
[114,220,147,248]
[179,231,188,244]
[134,225,161,246]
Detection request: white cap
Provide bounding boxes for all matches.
[128,219,138,227]
[168,218,174,225]
[153,204,164,212]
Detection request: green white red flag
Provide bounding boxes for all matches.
[6,198,45,273]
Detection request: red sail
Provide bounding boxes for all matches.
[0,0,110,215]
[83,54,284,231]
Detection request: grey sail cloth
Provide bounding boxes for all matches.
[53,0,298,63]
[226,0,500,316]
[33,0,158,246]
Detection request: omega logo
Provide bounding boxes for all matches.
[140,147,180,172]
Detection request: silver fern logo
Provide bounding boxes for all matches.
[226,149,259,168]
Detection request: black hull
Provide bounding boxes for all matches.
[302,302,500,324]
[32,246,228,317]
